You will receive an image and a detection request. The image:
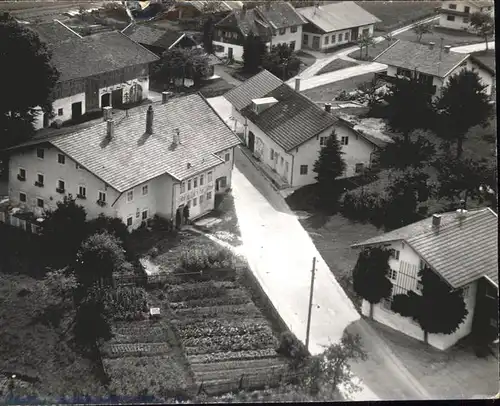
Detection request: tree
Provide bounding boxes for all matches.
[435,69,493,159]
[357,34,375,59]
[202,16,214,54]
[263,43,301,80]
[470,12,494,51]
[383,73,434,142]
[352,247,393,319]
[392,267,468,343]
[242,32,267,73]
[42,195,87,267]
[412,22,433,43]
[154,48,209,88]
[86,213,132,258]
[0,17,59,150]
[184,48,211,87]
[383,32,394,48]
[75,231,126,288]
[313,130,346,211]
[378,129,436,170]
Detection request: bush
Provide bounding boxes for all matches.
[88,285,149,322]
[276,331,309,367]
[179,246,235,272]
[341,189,387,229]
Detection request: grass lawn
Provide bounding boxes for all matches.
[302,72,375,102]
[394,25,484,47]
[316,59,360,76]
[355,1,441,32]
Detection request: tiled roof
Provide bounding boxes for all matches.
[178,1,243,13]
[216,8,270,37]
[29,20,81,45]
[10,94,241,192]
[298,2,380,33]
[240,83,338,152]
[470,51,496,75]
[255,2,307,29]
[44,31,160,82]
[224,69,283,111]
[121,23,186,50]
[352,208,498,288]
[374,39,469,78]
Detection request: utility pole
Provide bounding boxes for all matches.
[305,257,316,351]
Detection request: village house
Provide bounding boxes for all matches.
[2,93,241,232]
[121,22,198,55]
[439,0,494,31]
[351,208,499,351]
[224,70,389,188]
[297,1,380,52]
[213,2,306,62]
[373,39,495,98]
[167,1,244,21]
[29,21,160,130]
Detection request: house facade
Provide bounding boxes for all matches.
[374,39,495,98]
[224,70,387,188]
[213,2,306,62]
[30,22,159,130]
[3,93,241,231]
[439,0,494,31]
[352,209,499,351]
[298,2,380,52]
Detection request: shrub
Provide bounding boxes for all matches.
[276,331,309,367]
[179,246,235,272]
[148,247,159,258]
[88,285,149,322]
[341,189,387,229]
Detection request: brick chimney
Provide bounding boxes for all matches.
[324,103,332,112]
[146,105,153,135]
[173,128,180,145]
[432,214,441,227]
[429,42,435,50]
[103,106,112,121]
[444,45,451,53]
[456,199,467,219]
[107,119,114,139]
[295,77,301,92]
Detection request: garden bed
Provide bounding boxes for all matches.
[316,59,359,75]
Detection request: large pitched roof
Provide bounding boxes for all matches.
[178,1,244,13]
[121,23,187,50]
[374,39,469,78]
[9,94,241,192]
[240,83,338,152]
[352,208,498,288]
[41,31,160,82]
[28,20,81,45]
[298,2,380,33]
[255,2,307,29]
[216,8,271,37]
[224,69,283,111]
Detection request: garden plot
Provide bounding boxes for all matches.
[166,273,288,396]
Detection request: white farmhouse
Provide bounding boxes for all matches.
[2,93,241,231]
[352,208,498,351]
[439,0,494,31]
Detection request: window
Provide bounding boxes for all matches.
[341,136,349,145]
[76,163,82,170]
[381,297,393,311]
[324,35,329,45]
[300,165,308,175]
[345,32,350,41]
[280,156,284,166]
[19,192,26,203]
[57,153,65,164]
[187,200,191,208]
[36,173,44,187]
[208,171,213,182]
[36,148,44,159]
[331,34,336,43]
[225,152,230,162]
[270,148,274,160]
[142,185,149,195]
[207,191,212,200]
[200,175,204,186]
[447,15,455,21]
[127,190,133,202]
[193,197,197,207]
[199,194,204,204]
[419,259,426,270]
[355,163,364,173]
[78,185,87,198]
[127,216,133,226]
[416,281,423,291]
[57,180,65,192]
[180,182,186,193]
[188,180,192,191]
[193,177,198,188]
[37,198,44,208]
[142,209,148,220]
[290,40,296,51]
[18,168,26,181]
[362,28,369,37]
[98,191,106,202]
[461,286,470,297]
[464,5,470,13]
[58,108,63,116]
[448,3,457,9]
[303,34,308,45]
[320,136,328,146]
[389,269,397,280]
[291,26,297,33]
[219,177,227,188]
[279,28,286,35]
[463,17,469,23]
[391,249,400,260]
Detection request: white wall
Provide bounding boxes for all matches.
[302,25,367,52]
[213,41,245,62]
[33,92,87,130]
[439,1,484,30]
[99,77,150,108]
[214,147,236,193]
[270,24,303,52]
[9,146,119,219]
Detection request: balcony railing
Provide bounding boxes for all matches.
[56,187,65,194]
[34,181,44,187]
[97,199,107,207]
[77,193,86,200]
[17,174,26,181]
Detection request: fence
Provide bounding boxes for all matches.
[0,211,43,235]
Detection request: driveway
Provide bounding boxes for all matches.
[451,41,495,53]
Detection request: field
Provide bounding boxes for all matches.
[316,59,359,76]
[356,1,441,32]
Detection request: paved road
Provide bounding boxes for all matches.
[451,41,495,53]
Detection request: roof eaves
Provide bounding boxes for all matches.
[54,19,82,38]
[121,22,134,34]
[284,118,337,152]
[168,32,185,50]
[373,39,401,61]
[469,55,496,75]
[116,30,161,61]
[442,54,470,78]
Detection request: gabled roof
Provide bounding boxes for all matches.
[121,23,188,50]
[42,31,160,82]
[8,94,241,192]
[351,208,498,289]
[240,83,338,152]
[255,2,307,29]
[470,51,496,75]
[224,69,283,111]
[216,8,271,37]
[374,39,469,78]
[298,2,380,33]
[178,1,243,13]
[28,20,81,45]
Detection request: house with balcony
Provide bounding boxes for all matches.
[213,2,306,62]
[224,70,390,188]
[439,0,494,31]
[351,208,498,351]
[1,93,241,232]
[29,21,160,130]
[373,39,495,98]
[297,2,380,52]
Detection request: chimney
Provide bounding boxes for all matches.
[432,214,441,227]
[106,120,114,139]
[103,106,112,121]
[162,91,171,104]
[295,77,301,92]
[172,128,180,146]
[429,42,435,50]
[324,103,332,112]
[444,45,451,53]
[146,105,153,135]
